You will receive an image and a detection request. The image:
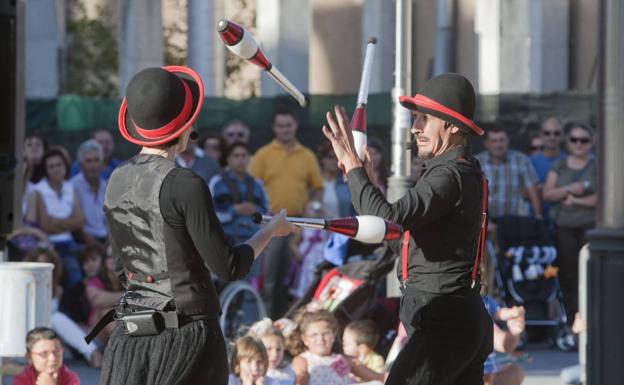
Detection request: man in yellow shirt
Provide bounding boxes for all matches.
[250,107,324,318]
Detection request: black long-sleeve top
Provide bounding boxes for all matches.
[346,146,484,295]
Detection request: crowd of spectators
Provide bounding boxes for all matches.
[9,111,596,385]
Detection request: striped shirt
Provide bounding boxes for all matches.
[476,150,538,218]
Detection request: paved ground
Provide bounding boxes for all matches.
[2,342,578,385]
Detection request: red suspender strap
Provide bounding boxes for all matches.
[401,230,410,283]
[472,175,489,287]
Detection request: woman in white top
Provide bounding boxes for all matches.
[25,147,85,289]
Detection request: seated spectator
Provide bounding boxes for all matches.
[475,124,542,219]
[24,247,103,368]
[249,319,296,385]
[176,133,220,186]
[342,320,385,375]
[70,129,122,180]
[70,140,108,248]
[22,133,48,215]
[85,248,123,343]
[25,148,84,289]
[482,296,525,385]
[12,327,80,385]
[542,122,596,326]
[200,132,226,167]
[229,335,270,385]
[222,120,251,146]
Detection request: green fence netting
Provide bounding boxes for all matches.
[27,92,596,161]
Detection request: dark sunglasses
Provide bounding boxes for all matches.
[530,145,544,151]
[569,136,591,144]
[226,132,245,138]
[542,130,562,137]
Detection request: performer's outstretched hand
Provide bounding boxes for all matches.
[268,209,299,237]
[322,106,366,174]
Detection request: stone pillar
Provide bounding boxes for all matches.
[257,0,309,96]
[188,0,224,96]
[475,0,569,94]
[119,0,163,96]
[25,0,60,98]
[362,0,394,93]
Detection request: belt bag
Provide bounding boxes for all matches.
[122,310,165,337]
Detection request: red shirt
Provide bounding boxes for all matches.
[12,364,80,385]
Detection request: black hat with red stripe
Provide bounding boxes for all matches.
[118,66,204,146]
[399,73,483,136]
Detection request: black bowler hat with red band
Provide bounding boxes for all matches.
[118,66,204,146]
[399,73,484,136]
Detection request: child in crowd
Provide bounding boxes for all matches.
[250,319,296,385]
[229,336,270,385]
[342,320,385,375]
[12,327,80,385]
[290,310,351,385]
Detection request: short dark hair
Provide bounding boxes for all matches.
[564,121,594,137]
[222,141,250,165]
[345,319,379,348]
[271,106,297,124]
[484,123,508,139]
[42,148,70,180]
[26,327,61,352]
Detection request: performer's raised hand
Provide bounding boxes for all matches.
[322,106,365,174]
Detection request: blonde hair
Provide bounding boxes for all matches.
[286,309,338,356]
[230,336,269,377]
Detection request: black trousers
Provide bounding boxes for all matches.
[556,225,590,325]
[387,290,493,385]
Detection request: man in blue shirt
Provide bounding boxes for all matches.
[530,117,566,218]
[70,129,122,180]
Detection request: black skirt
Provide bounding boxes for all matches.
[99,318,228,385]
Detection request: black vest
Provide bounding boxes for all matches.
[104,154,221,317]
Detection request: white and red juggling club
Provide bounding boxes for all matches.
[351,37,377,161]
[217,19,307,107]
[252,213,402,244]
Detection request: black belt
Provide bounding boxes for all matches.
[84,308,212,344]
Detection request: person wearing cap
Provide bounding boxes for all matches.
[95,66,297,385]
[323,73,493,385]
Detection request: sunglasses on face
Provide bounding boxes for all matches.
[530,145,544,151]
[226,132,245,138]
[542,130,562,137]
[569,136,591,144]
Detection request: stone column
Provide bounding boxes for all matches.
[119,0,163,96]
[475,0,569,94]
[257,0,309,96]
[188,0,225,96]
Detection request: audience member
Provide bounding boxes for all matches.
[542,122,596,326]
[25,148,84,289]
[70,129,121,180]
[290,310,351,385]
[249,319,296,385]
[531,117,567,218]
[527,133,545,157]
[342,320,385,375]
[24,247,103,368]
[475,125,542,219]
[229,336,270,385]
[200,132,227,167]
[482,296,525,385]
[176,133,220,186]
[12,327,80,385]
[317,142,355,219]
[22,133,49,214]
[85,248,123,343]
[60,245,102,326]
[70,140,108,248]
[222,120,252,146]
[249,108,324,319]
[365,138,390,195]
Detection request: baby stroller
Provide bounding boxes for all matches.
[284,243,400,355]
[492,215,574,350]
